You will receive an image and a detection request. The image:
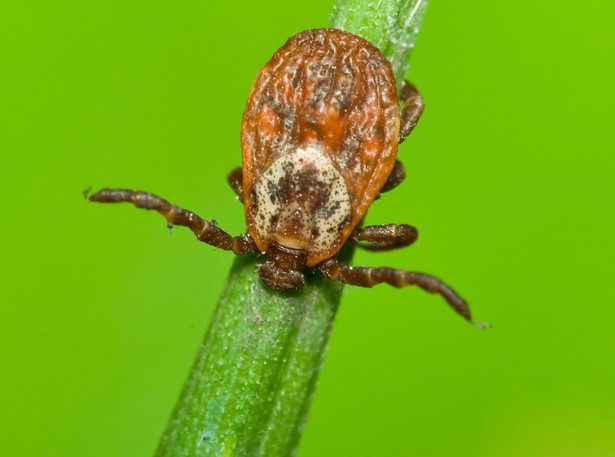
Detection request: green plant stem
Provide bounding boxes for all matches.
[155,2,426,456]
[330,0,427,86]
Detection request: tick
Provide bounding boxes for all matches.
[87,28,484,326]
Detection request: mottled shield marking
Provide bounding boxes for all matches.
[241,28,400,265]
[250,147,352,262]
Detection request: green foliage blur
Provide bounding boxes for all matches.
[1,0,614,455]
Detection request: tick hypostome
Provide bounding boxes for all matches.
[87,28,486,327]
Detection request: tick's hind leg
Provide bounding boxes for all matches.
[399,81,425,144]
[87,188,256,254]
[227,167,244,203]
[350,223,418,251]
[317,258,487,327]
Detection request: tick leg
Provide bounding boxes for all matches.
[227,167,244,203]
[86,188,257,255]
[399,81,425,144]
[379,160,406,194]
[317,258,487,327]
[350,223,418,251]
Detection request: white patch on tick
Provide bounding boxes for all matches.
[251,147,351,256]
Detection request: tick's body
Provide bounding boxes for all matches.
[88,29,484,326]
[242,30,399,266]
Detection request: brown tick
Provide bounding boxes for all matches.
[87,29,485,326]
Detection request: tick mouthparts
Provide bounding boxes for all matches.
[259,260,305,292]
[258,243,307,292]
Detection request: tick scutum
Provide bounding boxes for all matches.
[248,147,352,263]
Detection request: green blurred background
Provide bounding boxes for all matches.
[1,0,614,455]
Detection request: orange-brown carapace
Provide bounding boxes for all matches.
[241,29,400,266]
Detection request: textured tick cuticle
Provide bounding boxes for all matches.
[242,28,400,266]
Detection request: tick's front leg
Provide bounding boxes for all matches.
[399,81,425,144]
[350,223,418,251]
[317,258,487,327]
[87,188,256,255]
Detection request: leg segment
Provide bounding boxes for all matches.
[380,160,406,194]
[317,258,487,327]
[87,188,257,255]
[350,223,418,251]
[399,81,425,144]
[227,167,244,203]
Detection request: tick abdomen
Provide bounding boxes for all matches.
[242,29,401,265]
[249,147,351,264]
